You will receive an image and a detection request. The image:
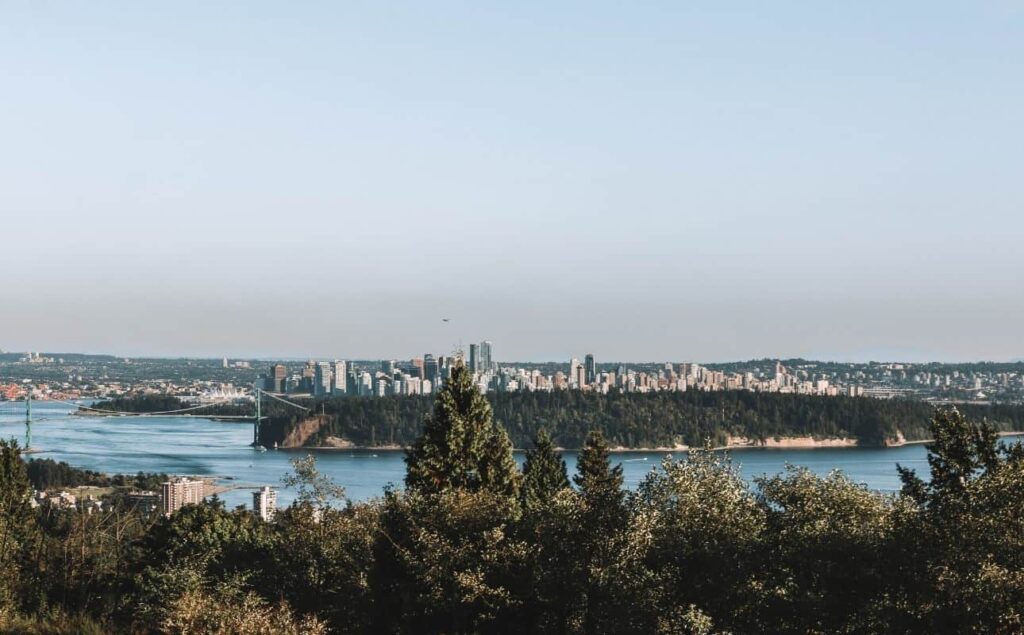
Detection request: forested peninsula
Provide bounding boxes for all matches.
[80,394,190,414]
[81,390,1024,450]
[255,390,1024,450]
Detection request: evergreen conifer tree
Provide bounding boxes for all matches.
[897,406,1000,506]
[0,439,38,613]
[572,431,631,633]
[479,425,521,500]
[405,360,519,498]
[521,428,569,510]
[574,430,624,509]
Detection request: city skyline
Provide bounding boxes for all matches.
[3,344,1024,366]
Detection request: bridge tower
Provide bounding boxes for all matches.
[24,385,32,449]
[253,388,261,447]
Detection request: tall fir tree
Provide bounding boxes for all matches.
[574,430,625,509]
[479,425,521,501]
[521,428,569,510]
[0,439,38,614]
[897,406,1000,506]
[405,360,518,498]
[572,431,631,633]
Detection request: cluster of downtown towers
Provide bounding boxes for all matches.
[259,349,872,400]
[259,341,496,398]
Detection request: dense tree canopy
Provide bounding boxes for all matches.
[3,407,1024,633]
[259,388,1024,449]
[521,429,569,511]
[84,394,190,414]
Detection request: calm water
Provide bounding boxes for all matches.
[3,401,1020,509]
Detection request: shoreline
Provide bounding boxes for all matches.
[885,430,1023,448]
[279,432,1024,453]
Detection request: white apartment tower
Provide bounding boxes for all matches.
[333,360,347,395]
[253,486,277,522]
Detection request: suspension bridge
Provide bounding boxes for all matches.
[0,387,311,451]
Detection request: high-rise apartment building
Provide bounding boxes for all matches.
[479,340,493,371]
[424,354,439,385]
[161,477,205,517]
[253,486,277,521]
[333,360,347,395]
[346,367,359,394]
[314,362,333,397]
[299,361,316,393]
[569,358,584,388]
[584,354,596,385]
[271,364,287,392]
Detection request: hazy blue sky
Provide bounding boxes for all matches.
[2,2,1022,362]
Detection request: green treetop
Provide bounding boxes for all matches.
[574,430,625,508]
[521,428,569,510]
[897,406,1000,506]
[405,361,518,498]
[479,425,522,500]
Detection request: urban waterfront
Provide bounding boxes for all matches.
[6,400,1017,509]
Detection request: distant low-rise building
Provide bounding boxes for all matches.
[77,495,103,514]
[35,490,78,510]
[126,490,161,513]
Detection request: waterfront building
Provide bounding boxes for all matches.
[126,490,160,514]
[161,477,205,517]
[253,485,277,521]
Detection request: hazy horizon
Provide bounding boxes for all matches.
[5,347,1022,366]
[3,3,1022,362]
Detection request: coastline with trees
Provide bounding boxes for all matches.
[255,389,1024,451]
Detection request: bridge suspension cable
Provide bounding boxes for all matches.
[4,388,315,450]
[68,398,240,416]
[259,391,312,412]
